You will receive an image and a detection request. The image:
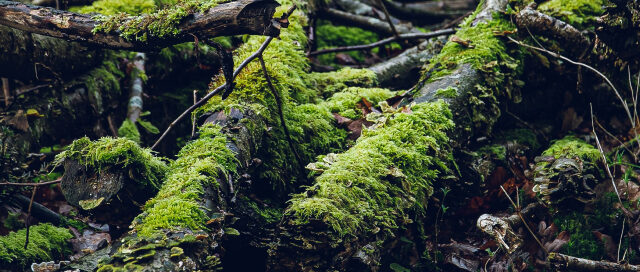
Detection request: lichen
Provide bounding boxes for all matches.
[541,135,599,162]
[117,119,141,144]
[133,124,236,237]
[538,0,605,30]
[286,101,454,236]
[54,136,168,189]
[0,223,73,271]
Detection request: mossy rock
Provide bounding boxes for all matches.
[0,223,72,271]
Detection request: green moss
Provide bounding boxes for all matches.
[308,67,378,97]
[0,223,72,270]
[71,0,155,15]
[133,124,236,237]
[76,0,228,41]
[326,87,397,120]
[117,119,141,144]
[3,212,23,231]
[497,128,539,150]
[434,87,459,99]
[244,197,283,225]
[315,20,379,65]
[477,144,506,161]
[425,12,518,81]
[542,135,600,162]
[54,136,168,189]
[286,101,454,236]
[538,0,605,29]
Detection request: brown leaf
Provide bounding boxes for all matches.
[450,35,474,48]
[347,118,372,140]
[332,113,352,126]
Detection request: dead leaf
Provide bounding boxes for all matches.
[450,35,474,48]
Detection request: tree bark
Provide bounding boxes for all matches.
[0,0,279,50]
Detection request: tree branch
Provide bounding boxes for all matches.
[0,0,279,50]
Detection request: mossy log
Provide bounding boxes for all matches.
[0,0,278,50]
[267,0,526,270]
[0,25,102,81]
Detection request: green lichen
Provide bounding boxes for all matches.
[54,136,168,189]
[542,135,599,162]
[76,0,228,41]
[286,101,454,236]
[117,119,141,144]
[0,223,73,270]
[133,124,236,237]
[538,0,605,30]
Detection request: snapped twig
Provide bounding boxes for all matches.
[151,6,297,150]
[24,186,36,249]
[500,185,547,256]
[258,55,305,173]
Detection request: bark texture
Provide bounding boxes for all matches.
[0,0,278,50]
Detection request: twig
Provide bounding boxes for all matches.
[151,5,297,150]
[618,217,625,263]
[2,77,9,107]
[374,0,398,37]
[151,36,274,150]
[500,185,547,255]
[106,115,118,137]
[191,90,198,138]
[590,103,624,205]
[0,178,61,186]
[548,252,640,271]
[24,186,36,249]
[308,29,455,56]
[508,37,639,152]
[258,55,305,173]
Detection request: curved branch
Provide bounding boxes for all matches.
[0,0,279,50]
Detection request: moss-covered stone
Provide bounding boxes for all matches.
[0,223,73,271]
[55,136,168,189]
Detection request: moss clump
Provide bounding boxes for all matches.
[425,12,519,80]
[55,136,168,189]
[538,0,605,30]
[133,124,236,237]
[117,119,141,144]
[434,87,459,99]
[308,67,378,97]
[497,128,539,150]
[286,101,454,236]
[477,144,507,161]
[315,20,379,65]
[71,0,155,15]
[325,87,397,120]
[76,0,228,41]
[0,223,73,270]
[542,135,599,162]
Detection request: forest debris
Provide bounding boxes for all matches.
[477,214,522,254]
[548,252,640,271]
